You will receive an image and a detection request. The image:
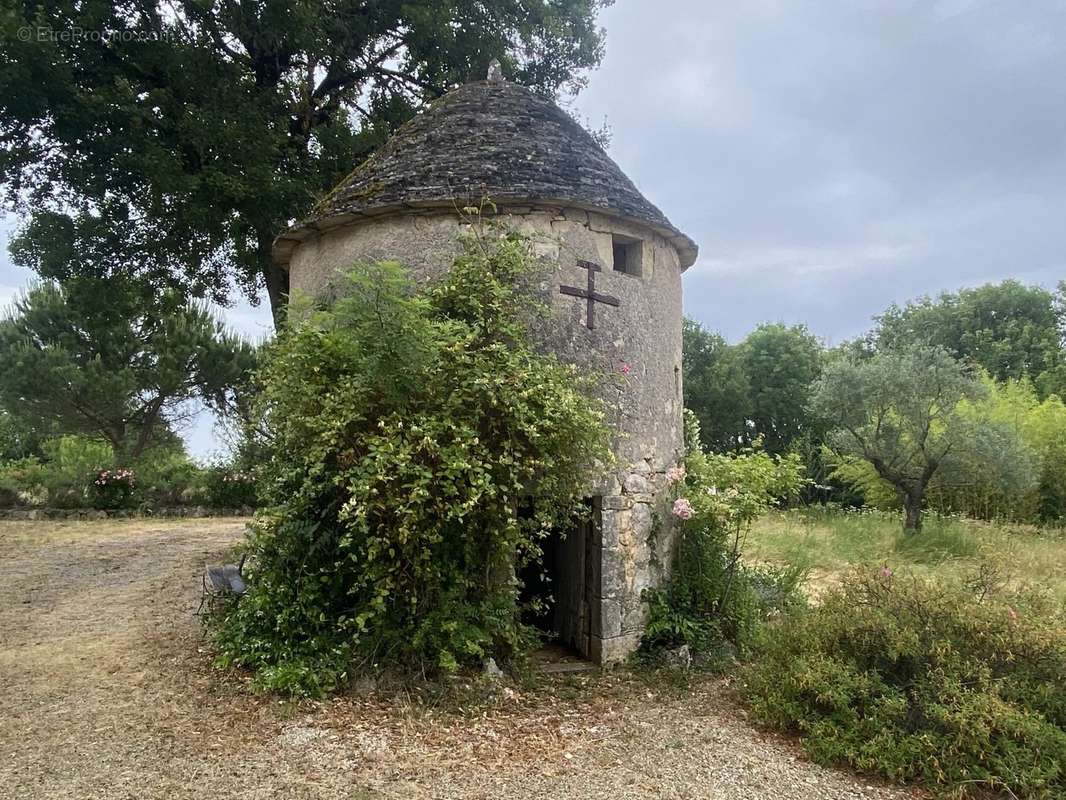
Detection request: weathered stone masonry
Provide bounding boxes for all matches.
[274,74,697,664]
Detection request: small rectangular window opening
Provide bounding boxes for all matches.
[611,234,643,277]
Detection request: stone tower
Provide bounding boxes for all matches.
[274,75,697,664]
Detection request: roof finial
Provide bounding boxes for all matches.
[487,58,504,82]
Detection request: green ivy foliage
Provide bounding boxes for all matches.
[744,570,1066,798]
[209,233,613,695]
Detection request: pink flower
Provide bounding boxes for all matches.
[672,498,694,520]
[665,465,685,485]
[878,566,893,579]
[619,362,632,375]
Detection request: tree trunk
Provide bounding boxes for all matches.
[264,260,289,328]
[903,492,923,534]
[261,231,289,329]
[105,427,126,463]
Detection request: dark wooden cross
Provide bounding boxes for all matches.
[559,259,620,330]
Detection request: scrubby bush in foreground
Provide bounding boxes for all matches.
[208,234,613,695]
[744,569,1066,798]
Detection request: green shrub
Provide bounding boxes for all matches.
[641,415,806,662]
[0,435,112,507]
[207,232,613,695]
[133,449,205,507]
[88,467,137,509]
[744,569,1066,798]
[0,433,260,511]
[44,435,113,506]
[0,457,49,507]
[201,465,257,508]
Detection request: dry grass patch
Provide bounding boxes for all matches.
[0,517,920,800]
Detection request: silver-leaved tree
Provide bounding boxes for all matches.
[810,346,1035,533]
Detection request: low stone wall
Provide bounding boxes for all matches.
[0,506,255,521]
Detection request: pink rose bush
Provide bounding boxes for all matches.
[644,437,807,669]
[90,467,137,510]
[672,497,694,520]
[93,467,135,488]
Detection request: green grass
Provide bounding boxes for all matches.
[746,506,1066,601]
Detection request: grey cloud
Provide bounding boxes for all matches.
[577,1,1066,340]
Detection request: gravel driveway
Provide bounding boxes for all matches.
[0,518,922,800]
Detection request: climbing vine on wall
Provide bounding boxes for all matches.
[208,231,614,695]
[642,413,807,662]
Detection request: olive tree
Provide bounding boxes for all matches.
[810,346,1035,533]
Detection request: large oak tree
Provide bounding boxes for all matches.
[0,0,610,323]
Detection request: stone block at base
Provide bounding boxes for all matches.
[590,632,643,665]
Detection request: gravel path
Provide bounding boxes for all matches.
[0,518,923,800]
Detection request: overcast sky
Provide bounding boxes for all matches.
[3,0,1065,455]
[587,0,1066,344]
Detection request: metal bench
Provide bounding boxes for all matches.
[198,553,247,614]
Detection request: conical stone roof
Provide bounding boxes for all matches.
[275,79,697,268]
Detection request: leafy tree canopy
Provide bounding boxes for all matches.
[0,0,610,322]
[871,280,1066,397]
[681,320,824,455]
[681,318,751,452]
[0,408,49,461]
[736,322,824,455]
[0,278,256,461]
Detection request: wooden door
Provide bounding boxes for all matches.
[552,499,599,658]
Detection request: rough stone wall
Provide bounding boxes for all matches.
[287,204,685,662]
